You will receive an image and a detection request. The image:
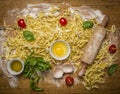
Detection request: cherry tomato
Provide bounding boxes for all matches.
[59,17,67,26]
[109,44,117,54]
[17,19,26,28]
[65,76,74,86]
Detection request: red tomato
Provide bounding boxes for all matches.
[59,17,67,26]
[17,19,26,28]
[109,44,117,54]
[65,76,74,86]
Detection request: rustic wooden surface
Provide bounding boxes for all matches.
[0,0,120,94]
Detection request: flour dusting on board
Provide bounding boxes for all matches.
[70,6,105,23]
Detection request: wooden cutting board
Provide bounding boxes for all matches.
[0,0,120,94]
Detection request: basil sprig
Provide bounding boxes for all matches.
[23,52,51,91]
[23,30,35,41]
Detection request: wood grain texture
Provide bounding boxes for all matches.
[0,0,120,94]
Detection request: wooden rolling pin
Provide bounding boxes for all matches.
[78,16,108,77]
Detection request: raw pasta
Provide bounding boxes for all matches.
[2,5,116,90]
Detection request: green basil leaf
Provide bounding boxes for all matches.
[33,87,43,92]
[44,62,51,69]
[25,71,31,78]
[32,77,40,83]
[83,21,94,29]
[108,64,118,76]
[31,85,43,92]
[23,30,35,41]
[25,51,34,65]
[36,57,44,63]
[29,58,37,66]
[30,78,43,92]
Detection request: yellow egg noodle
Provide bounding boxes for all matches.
[3,6,116,90]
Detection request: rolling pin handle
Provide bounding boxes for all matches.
[99,15,109,27]
[78,62,88,77]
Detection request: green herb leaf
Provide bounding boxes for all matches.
[30,77,43,92]
[32,76,40,83]
[23,52,51,92]
[108,64,118,76]
[36,57,44,63]
[83,21,94,29]
[23,30,35,41]
[31,85,43,92]
[24,51,34,66]
[24,68,33,78]
[29,58,37,66]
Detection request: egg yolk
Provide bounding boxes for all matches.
[52,42,68,57]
